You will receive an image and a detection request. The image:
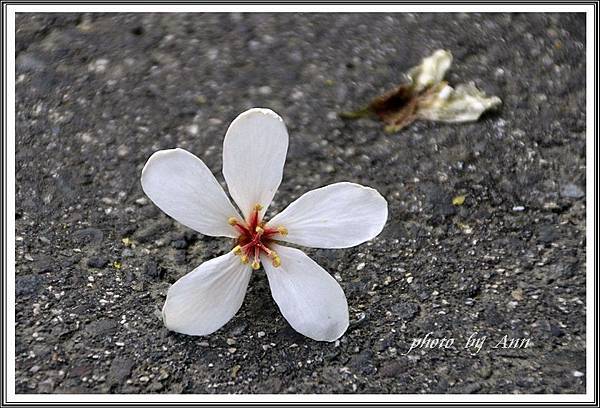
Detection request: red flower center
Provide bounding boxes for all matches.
[228,204,287,269]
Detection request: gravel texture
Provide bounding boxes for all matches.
[15,12,586,394]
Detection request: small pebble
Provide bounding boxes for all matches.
[560,183,584,199]
[117,145,130,157]
[187,124,199,136]
[291,90,304,100]
[258,86,272,95]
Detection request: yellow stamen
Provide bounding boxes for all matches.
[255,226,264,235]
[228,217,238,226]
[272,255,281,268]
[232,245,242,255]
[240,255,249,264]
[277,226,288,236]
[251,260,261,270]
[254,204,263,211]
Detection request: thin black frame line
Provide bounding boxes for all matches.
[2,1,599,5]
[591,0,597,402]
[3,1,9,406]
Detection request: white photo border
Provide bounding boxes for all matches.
[2,2,597,406]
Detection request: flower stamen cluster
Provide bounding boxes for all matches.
[228,204,286,269]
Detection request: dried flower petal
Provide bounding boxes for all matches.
[340,49,501,133]
[417,82,502,123]
[407,49,452,93]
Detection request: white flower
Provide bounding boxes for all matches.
[141,108,388,342]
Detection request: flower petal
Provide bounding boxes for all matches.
[141,148,242,238]
[268,182,388,249]
[222,108,289,220]
[407,49,452,93]
[162,251,252,336]
[262,244,348,342]
[416,82,502,122]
